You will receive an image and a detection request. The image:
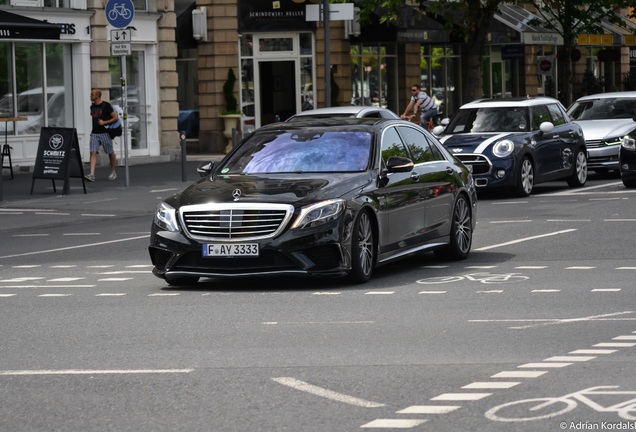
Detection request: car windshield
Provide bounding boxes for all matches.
[445,107,529,133]
[568,98,636,120]
[221,130,372,174]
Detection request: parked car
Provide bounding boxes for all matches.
[286,106,400,122]
[0,86,66,135]
[149,118,477,285]
[620,116,636,188]
[432,97,588,196]
[567,91,636,174]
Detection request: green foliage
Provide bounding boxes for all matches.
[222,68,239,115]
[582,69,604,95]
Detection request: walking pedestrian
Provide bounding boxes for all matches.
[85,88,118,182]
[401,84,439,129]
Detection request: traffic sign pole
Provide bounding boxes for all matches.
[106,0,134,187]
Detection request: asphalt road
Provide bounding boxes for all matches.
[0,171,635,432]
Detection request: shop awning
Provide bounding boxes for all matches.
[0,10,60,40]
[495,4,563,46]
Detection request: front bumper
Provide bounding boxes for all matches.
[149,218,353,280]
[587,144,620,170]
[454,153,517,189]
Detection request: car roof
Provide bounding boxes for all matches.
[573,91,636,101]
[259,117,402,132]
[289,106,400,118]
[459,97,562,109]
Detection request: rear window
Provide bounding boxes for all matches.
[446,107,529,133]
[568,98,636,120]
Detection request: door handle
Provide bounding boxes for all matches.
[410,172,419,181]
[446,167,454,174]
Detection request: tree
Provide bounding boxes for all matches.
[357,0,506,103]
[525,1,635,105]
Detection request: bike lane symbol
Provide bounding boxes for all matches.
[106,0,135,29]
[485,386,636,422]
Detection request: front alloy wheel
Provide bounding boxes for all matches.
[514,157,534,197]
[346,210,375,284]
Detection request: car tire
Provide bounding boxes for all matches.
[434,195,473,261]
[622,177,636,188]
[165,276,199,286]
[567,149,588,187]
[346,210,375,284]
[514,157,534,197]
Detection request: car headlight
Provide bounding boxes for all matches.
[603,136,623,146]
[492,139,514,158]
[622,136,636,151]
[292,199,345,229]
[154,202,179,232]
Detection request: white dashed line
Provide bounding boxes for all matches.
[462,382,520,389]
[96,293,127,297]
[592,289,621,292]
[517,362,572,368]
[570,349,617,355]
[365,291,395,295]
[38,294,72,297]
[614,335,636,340]
[361,419,427,429]
[419,291,447,294]
[396,405,460,414]
[594,342,636,348]
[491,371,548,378]
[431,393,492,401]
[544,356,596,362]
[47,278,85,282]
[0,369,194,376]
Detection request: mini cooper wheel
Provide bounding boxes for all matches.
[434,195,472,261]
[514,157,534,197]
[567,149,588,187]
[347,210,375,284]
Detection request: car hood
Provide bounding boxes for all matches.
[573,119,636,140]
[437,133,514,154]
[171,172,373,207]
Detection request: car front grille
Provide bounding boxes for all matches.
[585,139,603,148]
[180,203,294,241]
[454,154,492,175]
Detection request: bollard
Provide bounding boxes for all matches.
[180,131,187,182]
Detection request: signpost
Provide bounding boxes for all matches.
[106,0,134,187]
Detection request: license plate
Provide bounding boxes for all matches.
[203,243,259,257]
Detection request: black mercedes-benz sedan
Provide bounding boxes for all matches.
[149,118,477,285]
[620,115,636,188]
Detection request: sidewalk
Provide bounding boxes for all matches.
[0,154,225,211]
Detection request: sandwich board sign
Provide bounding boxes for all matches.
[31,127,86,195]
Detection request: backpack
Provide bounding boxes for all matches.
[106,118,123,139]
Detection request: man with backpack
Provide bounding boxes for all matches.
[85,88,119,182]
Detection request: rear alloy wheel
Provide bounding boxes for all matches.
[347,210,375,284]
[567,149,588,187]
[514,157,534,197]
[434,195,472,261]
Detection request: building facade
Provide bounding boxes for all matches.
[0,0,179,170]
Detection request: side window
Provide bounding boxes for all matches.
[398,126,436,164]
[362,111,382,118]
[425,136,445,161]
[547,104,567,126]
[381,127,409,164]
[532,105,551,130]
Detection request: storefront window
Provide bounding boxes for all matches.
[421,45,460,117]
[350,44,397,109]
[0,42,73,136]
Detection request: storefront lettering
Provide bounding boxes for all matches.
[59,23,76,35]
[43,150,66,157]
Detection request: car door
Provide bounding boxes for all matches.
[375,126,427,256]
[397,125,455,241]
[531,104,562,176]
[547,102,580,174]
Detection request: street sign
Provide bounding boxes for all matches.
[306,3,354,21]
[105,0,135,29]
[111,43,131,56]
[111,29,131,43]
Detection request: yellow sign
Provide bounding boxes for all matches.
[577,33,613,46]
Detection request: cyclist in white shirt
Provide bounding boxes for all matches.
[401,84,439,127]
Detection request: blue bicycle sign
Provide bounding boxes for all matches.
[105,0,135,29]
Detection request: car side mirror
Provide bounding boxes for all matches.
[386,156,414,173]
[197,161,215,177]
[539,122,554,134]
[432,125,445,136]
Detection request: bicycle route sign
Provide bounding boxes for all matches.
[105,0,135,29]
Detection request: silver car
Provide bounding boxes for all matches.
[567,91,636,173]
[287,106,400,122]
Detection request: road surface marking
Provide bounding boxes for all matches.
[431,393,491,401]
[462,382,520,389]
[475,229,577,251]
[272,377,385,408]
[396,406,460,414]
[0,369,194,376]
[361,419,427,428]
[0,235,149,259]
[491,371,547,378]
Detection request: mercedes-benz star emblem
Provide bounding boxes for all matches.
[232,189,242,201]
